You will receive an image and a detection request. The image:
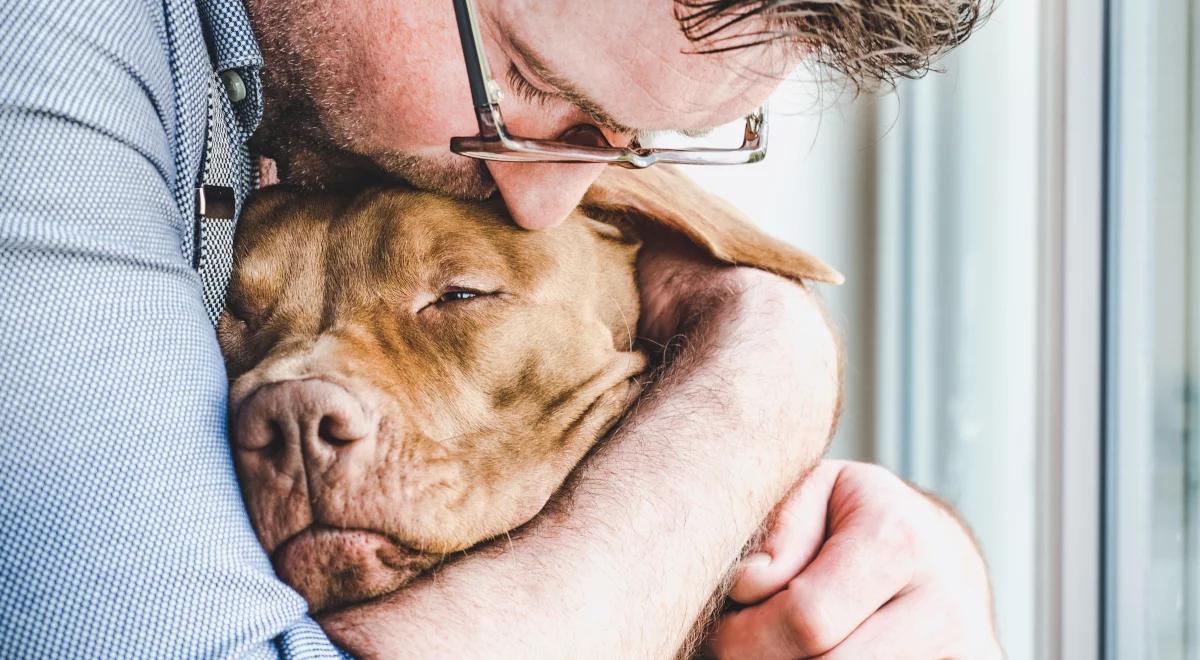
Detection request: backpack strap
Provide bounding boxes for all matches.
[194,70,255,326]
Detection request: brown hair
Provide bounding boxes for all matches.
[676,0,995,90]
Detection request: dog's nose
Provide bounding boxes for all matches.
[234,379,376,452]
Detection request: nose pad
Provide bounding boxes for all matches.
[233,379,376,454]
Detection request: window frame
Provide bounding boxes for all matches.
[1035,0,1107,657]
[1102,0,1199,656]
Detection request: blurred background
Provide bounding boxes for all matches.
[682,0,1199,658]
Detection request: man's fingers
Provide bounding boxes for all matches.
[709,564,907,659]
[707,585,811,659]
[710,568,913,660]
[729,461,844,604]
[714,487,920,657]
[713,463,1001,660]
[777,499,918,655]
[814,592,948,660]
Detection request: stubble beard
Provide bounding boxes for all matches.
[246,0,496,199]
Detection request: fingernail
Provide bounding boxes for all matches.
[739,552,771,573]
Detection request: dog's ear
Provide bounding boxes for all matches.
[580,165,844,285]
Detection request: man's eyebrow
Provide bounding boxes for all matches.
[505,36,646,138]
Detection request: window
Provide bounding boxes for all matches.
[688,1,1045,653]
[688,0,1199,656]
[1105,0,1199,655]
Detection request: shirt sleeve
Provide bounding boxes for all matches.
[0,1,346,656]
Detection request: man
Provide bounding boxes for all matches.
[0,0,999,657]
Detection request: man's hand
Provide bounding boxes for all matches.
[709,460,1003,660]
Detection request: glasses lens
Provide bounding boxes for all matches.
[558,124,613,148]
[635,115,753,151]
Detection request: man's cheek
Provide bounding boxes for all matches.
[346,5,475,152]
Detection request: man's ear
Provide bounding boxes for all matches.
[580,165,844,285]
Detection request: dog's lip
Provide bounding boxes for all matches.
[271,524,421,566]
[271,525,440,612]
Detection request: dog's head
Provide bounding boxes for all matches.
[219,166,840,613]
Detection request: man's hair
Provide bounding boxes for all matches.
[675,0,995,90]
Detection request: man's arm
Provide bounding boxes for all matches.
[0,1,340,656]
[322,264,842,657]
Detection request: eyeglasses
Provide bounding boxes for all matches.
[449,0,769,169]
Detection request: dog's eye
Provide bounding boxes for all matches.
[419,286,501,313]
[437,289,482,304]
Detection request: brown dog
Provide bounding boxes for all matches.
[218,165,840,616]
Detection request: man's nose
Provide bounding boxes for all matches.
[233,379,377,457]
[487,160,609,230]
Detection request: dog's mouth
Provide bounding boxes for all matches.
[271,525,440,613]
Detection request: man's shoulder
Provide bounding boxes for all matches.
[1,0,212,205]
[0,0,199,98]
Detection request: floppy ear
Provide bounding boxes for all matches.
[580,165,844,285]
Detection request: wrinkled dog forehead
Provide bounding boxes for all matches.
[228,166,843,333]
[230,187,631,312]
[229,191,536,298]
[223,185,645,371]
[330,192,557,292]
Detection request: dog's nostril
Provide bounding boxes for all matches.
[235,379,374,453]
[317,415,361,447]
[265,419,286,453]
[233,408,288,452]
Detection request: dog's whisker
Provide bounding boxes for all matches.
[601,288,637,354]
[432,426,523,447]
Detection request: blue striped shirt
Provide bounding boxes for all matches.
[0,0,347,656]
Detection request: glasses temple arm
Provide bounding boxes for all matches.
[452,0,495,110]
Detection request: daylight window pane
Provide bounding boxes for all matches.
[1105,0,1200,655]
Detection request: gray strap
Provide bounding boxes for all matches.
[195,72,251,326]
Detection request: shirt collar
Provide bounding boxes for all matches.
[197,0,264,139]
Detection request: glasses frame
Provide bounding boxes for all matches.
[449,0,769,169]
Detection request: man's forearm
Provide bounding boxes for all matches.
[321,271,840,658]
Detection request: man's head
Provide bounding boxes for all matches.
[246,0,989,230]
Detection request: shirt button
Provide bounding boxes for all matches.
[221,70,247,104]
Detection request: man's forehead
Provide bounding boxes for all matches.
[488,0,793,134]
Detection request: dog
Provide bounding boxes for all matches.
[218,165,841,619]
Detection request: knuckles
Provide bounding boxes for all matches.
[714,460,999,660]
[781,586,844,656]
